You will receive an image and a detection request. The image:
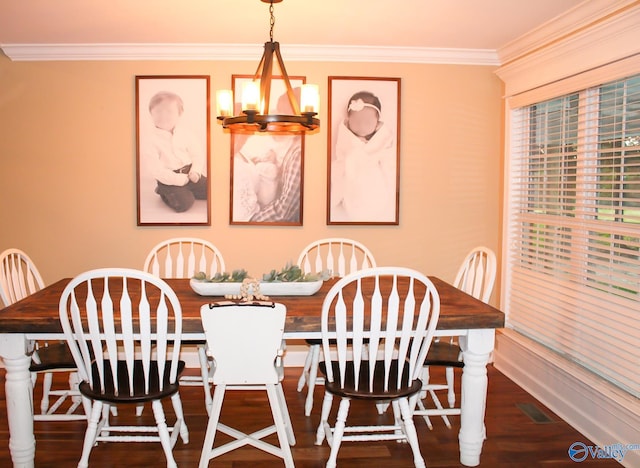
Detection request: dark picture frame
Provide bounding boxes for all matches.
[136,75,211,226]
[327,76,401,225]
[229,75,305,226]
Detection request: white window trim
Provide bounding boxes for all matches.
[496,3,640,462]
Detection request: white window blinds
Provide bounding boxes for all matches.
[505,74,640,398]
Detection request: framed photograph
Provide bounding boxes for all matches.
[327,76,401,225]
[229,75,305,226]
[136,75,210,226]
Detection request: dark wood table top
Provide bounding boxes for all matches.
[0,277,504,335]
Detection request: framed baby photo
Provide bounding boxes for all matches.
[135,75,211,226]
[229,74,306,226]
[326,76,401,225]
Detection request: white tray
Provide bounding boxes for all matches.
[189,278,323,297]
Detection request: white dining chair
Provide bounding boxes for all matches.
[144,237,226,411]
[143,237,225,280]
[295,237,377,416]
[314,266,440,468]
[199,301,295,468]
[414,246,496,429]
[58,268,189,468]
[0,248,85,421]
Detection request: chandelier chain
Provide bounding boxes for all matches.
[269,2,275,43]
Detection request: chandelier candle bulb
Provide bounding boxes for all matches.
[301,84,319,114]
[216,90,233,117]
[242,81,260,111]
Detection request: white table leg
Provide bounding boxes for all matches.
[458,328,494,467]
[0,334,35,468]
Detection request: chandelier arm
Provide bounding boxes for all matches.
[273,43,301,115]
[260,42,276,114]
[252,48,267,81]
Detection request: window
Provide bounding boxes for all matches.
[506,74,640,397]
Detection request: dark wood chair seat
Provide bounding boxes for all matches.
[80,360,186,404]
[320,360,423,400]
[425,340,464,368]
[305,338,367,345]
[30,342,76,372]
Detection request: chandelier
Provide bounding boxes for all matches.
[216,0,320,133]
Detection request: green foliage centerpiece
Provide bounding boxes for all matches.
[261,262,329,283]
[192,263,329,301]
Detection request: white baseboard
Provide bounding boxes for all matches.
[494,329,640,467]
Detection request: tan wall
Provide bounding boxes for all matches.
[0,55,503,302]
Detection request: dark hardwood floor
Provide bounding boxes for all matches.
[0,365,618,467]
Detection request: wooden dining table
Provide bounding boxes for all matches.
[0,276,504,468]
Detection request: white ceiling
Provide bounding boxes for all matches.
[0,0,585,52]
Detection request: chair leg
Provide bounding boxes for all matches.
[170,392,189,444]
[80,395,92,421]
[275,382,296,446]
[40,371,53,414]
[315,391,333,445]
[416,388,453,430]
[416,367,433,428]
[391,400,404,438]
[419,367,428,399]
[415,398,434,430]
[151,400,177,468]
[199,384,226,468]
[78,401,103,468]
[446,366,455,407]
[101,404,112,437]
[304,344,321,416]
[399,398,426,468]
[415,366,453,429]
[376,401,390,414]
[197,344,213,411]
[326,398,350,468]
[266,384,295,468]
[296,345,314,391]
[69,372,83,411]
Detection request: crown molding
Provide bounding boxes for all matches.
[497,0,640,65]
[0,43,500,66]
[496,2,640,97]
